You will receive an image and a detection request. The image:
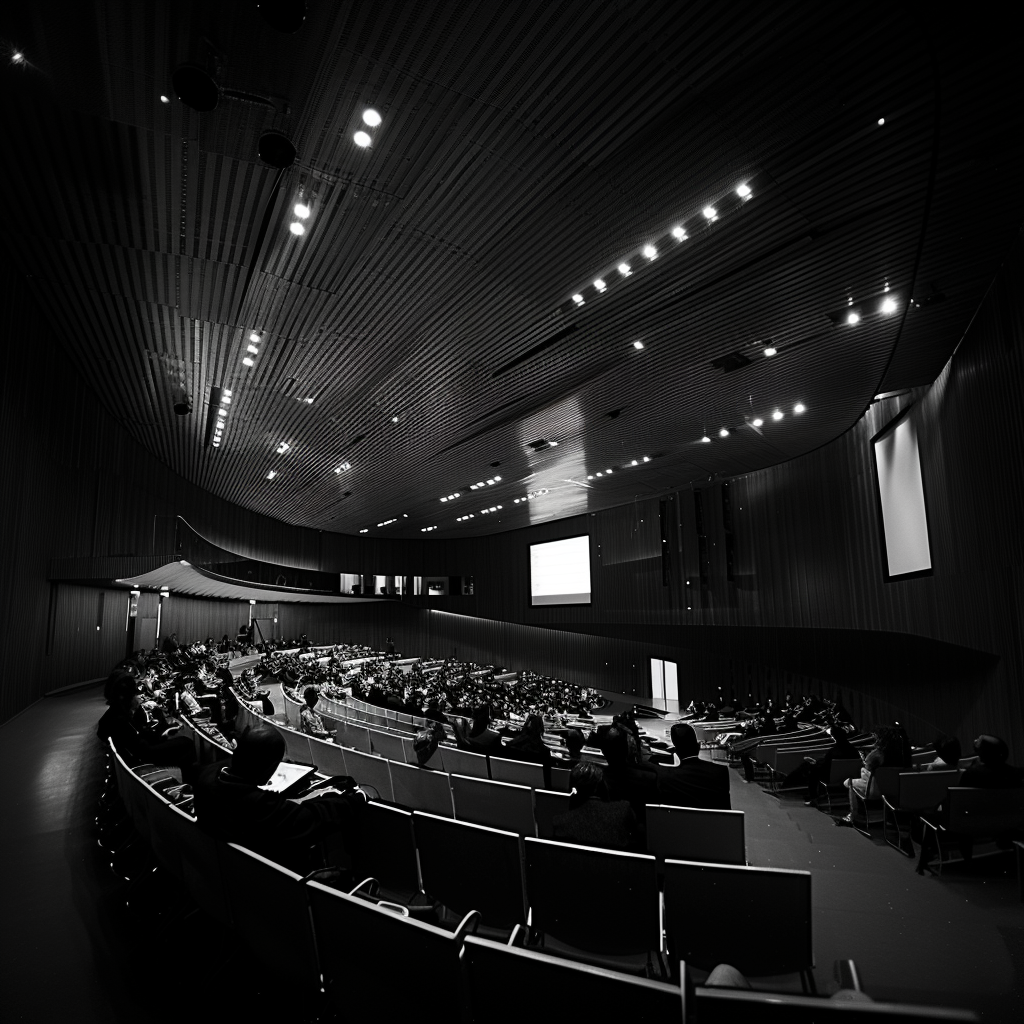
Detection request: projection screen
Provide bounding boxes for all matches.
[872,410,932,579]
[530,535,592,606]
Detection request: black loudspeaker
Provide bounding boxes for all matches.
[172,64,219,112]
[258,132,296,168]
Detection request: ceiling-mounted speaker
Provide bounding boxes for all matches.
[258,131,296,168]
[258,0,307,33]
[171,63,220,112]
[174,397,192,416]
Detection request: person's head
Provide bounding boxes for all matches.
[933,734,962,767]
[568,761,607,808]
[599,725,630,767]
[974,735,1009,766]
[670,722,701,759]
[470,705,491,735]
[564,728,585,758]
[302,685,319,709]
[215,667,233,687]
[414,723,444,765]
[521,714,544,740]
[231,726,285,784]
[109,675,142,711]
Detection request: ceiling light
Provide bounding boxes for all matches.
[596,472,603,477]
[794,403,806,414]
[392,415,399,423]
[266,470,277,479]
[362,109,382,127]
[276,442,290,454]
[548,440,558,447]
[289,222,305,235]
[736,184,751,198]
[159,94,169,103]
[631,459,638,466]
[633,339,644,350]
[304,397,314,404]
[703,206,717,220]
[242,357,254,367]
[354,131,372,147]
[587,475,594,480]
[593,278,606,292]
[752,417,763,427]
[701,435,711,443]
[881,297,898,314]
[719,428,729,437]
[247,344,259,355]
[476,481,485,487]
[359,528,368,533]
[772,409,784,421]
[846,312,860,325]
[440,497,447,502]
[878,117,885,125]
[606,469,612,474]
[486,479,494,485]
[642,244,657,260]
[492,477,500,483]
[13,52,25,64]
[249,333,261,343]
[671,226,687,240]
[294,203,310,218]
[643,456,651,463]
[764,346,777,357]
[572,293,585,306]
[223,389,232,398]
[618,263,632,277]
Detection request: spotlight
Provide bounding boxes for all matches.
[642,244,657,260]
[846,312,860,325]
[12,52,25,64]
[752,417,763,427]
[354,131,372,148]
[736,184,752,198]
[703,206,717,220]
[289,222,305,235]
[881,297,898,314]
[701,435,711,443]
[159,95,169,104]
[362,108,382,126]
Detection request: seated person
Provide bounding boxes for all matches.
[299,686,334,741]
[452,705,503,755]
[505,713,554,788]
[561,727,585,768]
[845,725,911,801]
[598,725,658,827]
[923,734,962,772]
[552,762,640,852]
[413,723,445,767]
[782,722,860,804]
[193,726,367,873]
[653,723,731,810]
[959,735,1023,788]
[97,676,196,774]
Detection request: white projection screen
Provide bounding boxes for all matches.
[530,535,592,606]
[872,410,932,580]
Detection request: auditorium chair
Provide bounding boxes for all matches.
[549,766,572,792]
[462,932,679,1022]
[533,789,570,839]
[343,749,396,803]
[412,812,527,936]
[848,767,904,836]
[161,802,234,928]
[349,802,420,904]
[310,737,349,776]
[369,728,407,761]
[882,770,960,856]
[451,774,536,836]
[645,805,746,866]
[918,787,1024,875]
[663,859,814,992]
[438,745,490,778]
[522,837,663,976]
[389,759,454,816]
[489,756,546,788]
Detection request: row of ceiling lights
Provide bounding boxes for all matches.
[700,403,806,443]
[354,108,382,149]
[512,488,549,504]
[211,388,233,449]
[570,183,753,309]
[586,455,651,481]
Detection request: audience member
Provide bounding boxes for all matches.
[923,734,962,772]
[598,725,657,826]
[551,762,640,852]
[562,728,585,768]
[193,726,367,873]
[840,725,912,825]
[299,686,334,741]
[958,735,1023,788]
[505,713,554,787]
[453,705,503,755]
[653,723,731,810]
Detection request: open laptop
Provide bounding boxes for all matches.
[258,761,319,797]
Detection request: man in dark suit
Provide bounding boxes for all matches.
[653,723,731,810]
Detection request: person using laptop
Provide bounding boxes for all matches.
[193,725,368,873]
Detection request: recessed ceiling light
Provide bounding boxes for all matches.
[247,344,259,355]
[881,297,898,314]
[362,108,382,127]
[703,206,717,220]
[476,481,485,487]
[249,332,261,343]
[596,472,603,477]
[304,396,314,404]
[354,131,372,147]
[440,497,447,502]
[223,389,232,398]
[548,440,558,447]
[294,203,310,218]
[572,293,585,306]
[642,244,657,260]
[593,278,606,292]
[13,52,25,63]
[794,403,806,414]
[359,528,368,533]
[631,459,638,466]
[276,442,290,454]
[242,357,254,367]
[266,470,277,479]
[736,184,752,198]
[606,469,612,474]
[159,94,169,103]
[492,477,500,483]
[764,346,777,357]
[752,417,763,427]
[701,435,711,443]
[392,415,399,423]
[486,478,494,485]
[847,312,860,325]
[643,456,650,462]
[772,409,784,421]
[878,117,885,125]
[618,263,632,277]
[587,475,594,480]
[719,428,729,437]
[289,222,305,235]
[671,226,687,240]
[633,339,644,350]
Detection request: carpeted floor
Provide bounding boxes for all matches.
[2,687,1021,1022]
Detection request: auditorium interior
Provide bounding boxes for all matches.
[1,2,1022,1021]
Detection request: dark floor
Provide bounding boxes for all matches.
[2,687,1021,1022]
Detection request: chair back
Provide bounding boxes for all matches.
[871,766,904,801]
[894,771,960,813]
[452,774,536,836]
[389,759,454,816]
[142,787,183,880]
[550,766,573,793]
[276,725,312,765]
[310,737,348,777]
[534,789,571,839]
[523,837,659,955]
[490,756,546,788]
[334,720,372,753]
[163,803,233,928]
[369,729,407,762]
[463,935,679,1023]
[221,843,320,997]
[774,746,833,779]
[663,859,812,980]
[349,802,420,895]
[413,812,526,927]
[946,787,1024,834]
[827,758,865,786]
[646,805,745,865]
[343,749,395,803]
[438,745,490,778]
[305,881,466,1002]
